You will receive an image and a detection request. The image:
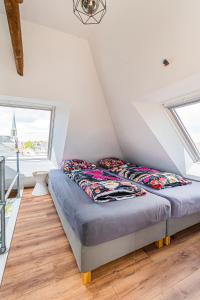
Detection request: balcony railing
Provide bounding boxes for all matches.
[0,151,20,254]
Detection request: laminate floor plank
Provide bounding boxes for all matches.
[0,189,200,300]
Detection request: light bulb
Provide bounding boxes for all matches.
[81,0,99,16]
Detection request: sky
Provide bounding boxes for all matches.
[176,102,200,144]
[0,106,51,142]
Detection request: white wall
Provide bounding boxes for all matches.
[133,74,200,178]
[0,14,122,185]
[3,0,200,183]
[88,0,200,176]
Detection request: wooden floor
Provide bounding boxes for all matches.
[0,190,200,300]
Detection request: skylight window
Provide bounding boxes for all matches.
[168,100,200,162]
[0,103,54,160]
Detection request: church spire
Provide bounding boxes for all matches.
[11,113,17,138]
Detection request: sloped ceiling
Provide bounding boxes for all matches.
[88,0,200,173]
[2,0,200,87]
[1,0,200,173]
[90,0,200,100]
[0,0,95,39]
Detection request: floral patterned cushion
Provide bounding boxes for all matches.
[134,172,191,190]
[109,164,191,190]
[98,157,127,169]
[62,159,96,176]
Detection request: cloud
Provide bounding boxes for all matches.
[0,106,51,141]
[15,108,50,123]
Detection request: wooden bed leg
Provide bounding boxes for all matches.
[82,272,92,285]
[155,239,163,249]
[164,236,171,246]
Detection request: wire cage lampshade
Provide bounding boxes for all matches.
[73,0,106,24]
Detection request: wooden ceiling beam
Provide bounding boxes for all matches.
[4,0,24,76]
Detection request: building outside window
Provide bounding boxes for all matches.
[0,104,54,159]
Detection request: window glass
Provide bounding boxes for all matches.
[0,105,52,159]
[174,102,200,154]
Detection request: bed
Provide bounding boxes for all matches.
[99,158,200,240]
[48,169,171,284]
[134,181,200,237]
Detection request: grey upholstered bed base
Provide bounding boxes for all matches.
[167,212,200,236]
[48,181,166,273]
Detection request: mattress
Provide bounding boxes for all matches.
[133,181,200,218]
[48,170,171,246]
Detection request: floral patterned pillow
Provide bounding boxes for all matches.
[98,157,127,169]
[62,159,96,176]
[134,172,191,190]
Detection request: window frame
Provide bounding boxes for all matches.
[167,98,200,163]
[0,101,55,161]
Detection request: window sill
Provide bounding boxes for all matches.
[6,159,57,187]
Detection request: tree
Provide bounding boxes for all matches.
[24,141,35,150]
